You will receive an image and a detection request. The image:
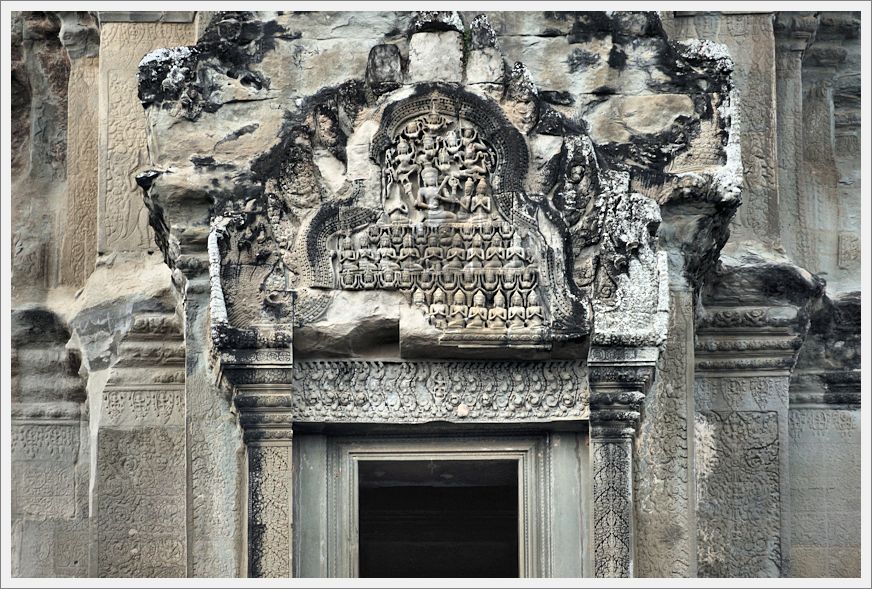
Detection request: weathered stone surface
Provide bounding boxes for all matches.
[58,13,100,287]
[98,21,195,255]
[8,9,862,580]
[407,31,464,84]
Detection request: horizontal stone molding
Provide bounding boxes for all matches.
[98,12,196,23]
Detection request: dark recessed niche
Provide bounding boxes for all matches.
[358,459,519,578]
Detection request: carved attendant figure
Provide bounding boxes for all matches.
[429,289,448,329]
[377,234,398,269]
[504,233,528,269]
[423,234,444,271]
[448,290,468,328]
[466,291,489,328]
[470,178,492,221]
[464,234,485,270]
[357,235,378,270]
[398,234,422,271]
[443,233,466,270]
[526,291,544,327]
[508,291,527,329]
[488,291,508,329]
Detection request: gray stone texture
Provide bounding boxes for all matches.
[8,10,862,580]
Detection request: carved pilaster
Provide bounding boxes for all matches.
[588,346,655,578]
[95,310,187,577]
[694,303,809,577]
[223,350,294,578]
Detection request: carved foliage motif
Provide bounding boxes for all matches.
[291,360,589,422]
[592,441,632,578]
[695,411,782,577]
[11,424,79,519]
[248,445,291,578]
[96,427,186,577]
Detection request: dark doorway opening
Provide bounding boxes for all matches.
[358,459,519,578]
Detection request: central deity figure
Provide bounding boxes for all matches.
[382,101,497,226]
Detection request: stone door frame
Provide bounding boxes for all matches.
[324,435,551,578]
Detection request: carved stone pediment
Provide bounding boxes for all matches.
[205,78,667,360]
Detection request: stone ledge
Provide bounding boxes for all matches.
[98,11,196,23]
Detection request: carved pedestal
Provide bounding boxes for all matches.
[588,346,655,578]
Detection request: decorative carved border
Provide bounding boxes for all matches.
[290,359,589,423]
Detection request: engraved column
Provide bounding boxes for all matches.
[224,350,295,578]
[58,12,100,287]
[774,13,818,268]
[694,305,805,577]
[588,346,654,578]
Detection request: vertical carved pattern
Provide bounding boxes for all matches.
[96,427,186,577]
[98,23,193,254]
[60,56,98,286]
[592,440,632,578]
[248,445,292,578]
[634,291,690,576]
[695,411,781,577]
[789,409,860,577]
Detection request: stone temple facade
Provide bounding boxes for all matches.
[8,10,862,579]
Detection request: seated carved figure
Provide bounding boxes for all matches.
[357,235,378,270]
[488,291,508,329]
[415,166,454,222]
[419,268,436,291]
[428,289,448,329]
[469,178,492,221]
[338,234,358,271]
[484,240,504,268]
[504,233,528,269]
[447,290,468,329]
[507,291,527,329]
[460,267,478,291]
[466,291,489,329]
[464,234,485,270]
[377,234,399,269]
[398,234,423,271]
[422,235,444,271]
[520,264,538,290]
[526,291,544,328]
[379,267,398,288]
[412,288,427,307]
[360,266,378,289]
[443,234,466,270]
[482,267,500,292]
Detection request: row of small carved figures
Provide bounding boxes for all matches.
[334,233,532,272]
[354,219,518,245]
[416,287,545,331]
[336,264,539,292]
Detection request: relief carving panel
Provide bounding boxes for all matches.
[96,417,186,576]
[695,410,782,577]
[98,22,194,254]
